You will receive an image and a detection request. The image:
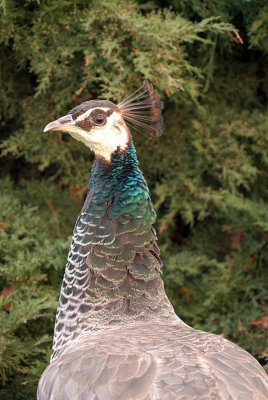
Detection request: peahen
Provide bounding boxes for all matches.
[38,81,268,400]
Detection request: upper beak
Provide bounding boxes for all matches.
[43,114,73,132]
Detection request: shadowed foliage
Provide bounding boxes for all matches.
[0,0,267,398]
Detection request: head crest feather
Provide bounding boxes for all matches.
[118,80,164,138]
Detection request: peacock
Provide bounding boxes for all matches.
[38,81,268,400]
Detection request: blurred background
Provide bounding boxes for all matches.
[0,0,267,398]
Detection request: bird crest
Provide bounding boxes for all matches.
[118,80,164,138]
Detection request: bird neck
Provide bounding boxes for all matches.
[52,139,175,360]
[82,138,168,306]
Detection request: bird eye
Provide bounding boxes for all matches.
[92,113,106,126]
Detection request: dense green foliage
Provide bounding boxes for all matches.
[0,0,267,397]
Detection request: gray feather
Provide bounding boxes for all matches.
[38,322,268,399]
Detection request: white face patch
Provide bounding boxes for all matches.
[73,108,130,161]
[44,107,130,162]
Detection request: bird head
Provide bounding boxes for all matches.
[44,81,163,161]
[44,100,128,161]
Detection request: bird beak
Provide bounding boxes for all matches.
[43,114,73,132]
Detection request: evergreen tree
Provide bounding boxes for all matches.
[0,1,267,398]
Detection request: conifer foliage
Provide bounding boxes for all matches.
[0,1,267,398]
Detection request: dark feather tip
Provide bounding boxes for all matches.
[118,81,164,138]
[142,80,164,137]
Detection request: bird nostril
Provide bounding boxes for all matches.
[43,114,73,132]
[58,116,73,124]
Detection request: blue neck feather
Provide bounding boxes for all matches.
[83,139,154,224]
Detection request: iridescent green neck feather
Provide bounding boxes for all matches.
[51,139,175,360]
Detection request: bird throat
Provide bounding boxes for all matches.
[51,139,174,360]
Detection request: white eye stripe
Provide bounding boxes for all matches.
[76,107,111,122]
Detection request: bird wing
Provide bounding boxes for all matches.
[38,342,158,400]
[38,323,268,400]
[205,337,268,400]
[156,327,268,400]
